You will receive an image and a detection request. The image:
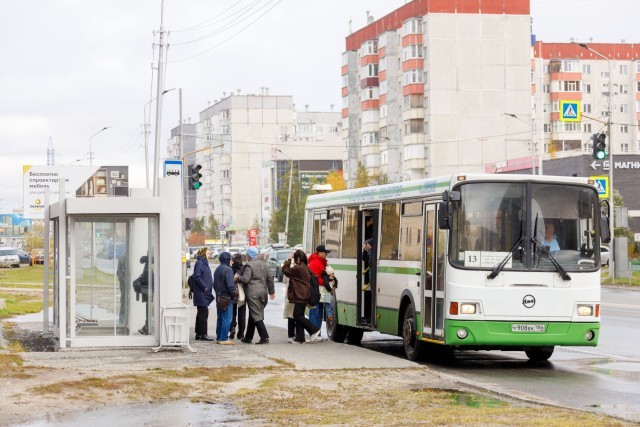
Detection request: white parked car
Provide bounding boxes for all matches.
[0,247,21,268]
[600,246,609,266]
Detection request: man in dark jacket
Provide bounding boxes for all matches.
[213,252,236,345]
[192,247,215,341]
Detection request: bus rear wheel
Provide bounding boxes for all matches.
[525,346,554,362]
[326,298,348,343]
[402,303,424,361]
[346,328,364,345]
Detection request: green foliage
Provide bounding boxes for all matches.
[206,214,220,239]
[354,162,370,188]
[24,222,44,252]
[269,166,306,245]
[191,217,205,234]
[324,170,346,191]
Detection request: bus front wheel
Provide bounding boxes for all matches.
[525,346,554,362]
[402,303,424,361]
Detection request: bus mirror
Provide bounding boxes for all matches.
[441,190,460,202]
[438,202,451,230]
[600,216,611,244]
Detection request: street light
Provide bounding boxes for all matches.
[505,113,537,175]
[89,126,111,166]
[275,148,293,247]
[577,42,615,280]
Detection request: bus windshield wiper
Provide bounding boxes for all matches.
[531,237,571,281]
[487,235,525,279]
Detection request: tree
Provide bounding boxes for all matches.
[24,221,44,251]
[269,165,306,245]
[354,162,371,188]
[206,214,220,239]
[374,173,390,185]
[325,170,346,192]
[191,217,205,234]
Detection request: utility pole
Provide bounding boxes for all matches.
[152,0,166,197]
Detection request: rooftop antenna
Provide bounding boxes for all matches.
[47,136,55,165]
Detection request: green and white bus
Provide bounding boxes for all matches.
[303,173,611,361]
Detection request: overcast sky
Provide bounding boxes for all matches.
[0,0,637,213]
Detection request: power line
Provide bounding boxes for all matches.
[171,0,247,33]
[169,0,282,64]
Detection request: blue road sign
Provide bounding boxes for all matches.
[164,159,182,177]
[560,100,581,122]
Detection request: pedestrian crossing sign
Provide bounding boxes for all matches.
[590,175,609,199]
[560,100,581,122]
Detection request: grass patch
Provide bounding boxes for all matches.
[0,292,49,319]
[0,265,50,285]
[601,266,640,287]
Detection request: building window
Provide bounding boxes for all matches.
[380,104,387,118]
[544,124,551,133]
[583,103,591,113]
[363,63,378,78]
[621,125,629,133]
[561,60,580,72]
[552,101,559,112]
[380,80,388,95]
[543,84,550,93]
[620,84,628,94]
[221,125,230,134]
[402,17,423,35]
[404,94,423,108]
[621,104,628,113]
[222,109,230,119]
[329,126,338,133]
[361,132,379,146]
[621,143,629,152]
[583,123,592,133]
[583,84,591,94]
[362,40,378,55]
[381,150,388,165]
[562,81,580,92]
[620,64,628,75]
[403,44,423,61]
[582,64,591,74]
[564,122,580,132]
[600,71,610,78]
[404,119,424,134]
[404,69,423,85]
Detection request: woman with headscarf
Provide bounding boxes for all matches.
[238,246,275,344]
[213,252,236,345]
[192,247,215,341]
[229,252,246,340]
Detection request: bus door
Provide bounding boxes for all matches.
[357,208,378,327]
[421,203,445,341]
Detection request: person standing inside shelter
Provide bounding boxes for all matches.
[238,246,275,344]
[192,247,215,341]
[308,245,330,333]
[213,252,236,345]
[282,249,321,344]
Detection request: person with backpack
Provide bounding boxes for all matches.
[192,247,215,341]
[308,245,331,334]
[282,250,321,344]
[213,252,236,345]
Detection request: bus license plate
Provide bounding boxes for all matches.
[511,324,545,333]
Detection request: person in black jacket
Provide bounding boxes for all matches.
[229,253,246,340]
[192,247,215,341]
[213,252,236,345]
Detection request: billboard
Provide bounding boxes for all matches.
[23,165,129,219]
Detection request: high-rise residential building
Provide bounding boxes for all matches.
[174,93,341,244]
[342,0,533,184]
[532,42,640,160]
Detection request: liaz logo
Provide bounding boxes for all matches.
[522,294,536,308]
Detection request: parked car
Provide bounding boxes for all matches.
[600,246,609,266]
[31,248,45,265]
[225,247,245,257]
[268,249,292,281]
[17,250,32,266]
[0,247,21,268]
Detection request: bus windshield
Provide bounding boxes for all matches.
[450,182,600,272]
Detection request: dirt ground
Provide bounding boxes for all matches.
[1,323,634,426]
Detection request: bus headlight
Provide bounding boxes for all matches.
[456,328,468,339]
[460,303,477,315]
[577,305,594,316]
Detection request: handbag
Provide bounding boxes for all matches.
[236,283,246,306]
[216,295,231,311]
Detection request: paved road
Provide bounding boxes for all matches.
[358,286,640,423]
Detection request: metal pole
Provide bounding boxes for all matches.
[578,43,614,280]
[152,0,166,197]
[284,159,293,247]
[89,127,109,166]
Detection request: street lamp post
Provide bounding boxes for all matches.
[578,43,614,280]
[89,126,110,166]
[275,148,293,247]
[143,88,175,189]
[504,113,537,174]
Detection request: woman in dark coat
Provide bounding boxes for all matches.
[192,247,215,341]
[282,249,321,344]
[229,253,246,340]
[238,246,275,344]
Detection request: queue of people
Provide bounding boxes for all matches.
[189,243,339,345]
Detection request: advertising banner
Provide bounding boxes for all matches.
[23,165,129,219]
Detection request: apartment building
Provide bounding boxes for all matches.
[171,93,341,244]
[342,0,532,184]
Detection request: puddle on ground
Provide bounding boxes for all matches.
[16,400,249,426]
[450,392,508,408]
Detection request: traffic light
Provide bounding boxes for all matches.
[592,133,607,160]
[188,164,202,190]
